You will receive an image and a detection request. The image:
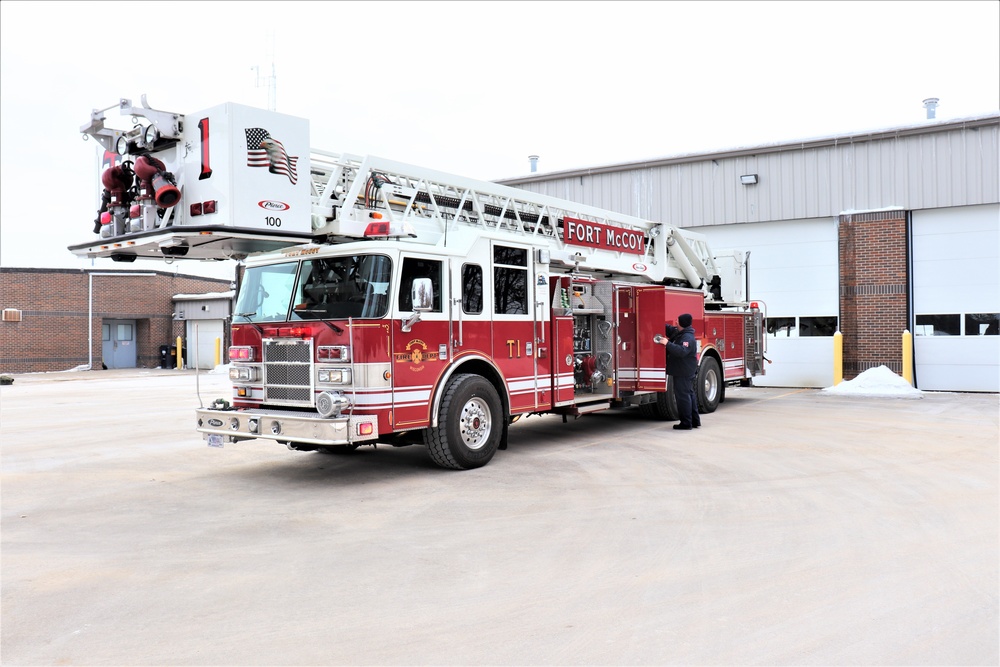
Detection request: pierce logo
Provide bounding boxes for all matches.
[258,200,290,211]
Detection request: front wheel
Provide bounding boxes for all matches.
[424,374,503,470]
[697,357,722,414]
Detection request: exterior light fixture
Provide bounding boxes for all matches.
[740,174,759,185]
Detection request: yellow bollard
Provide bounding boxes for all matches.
[215,337,221,368]
[176,336,183,370]
[902,330,914,386]
[833,331,843,385]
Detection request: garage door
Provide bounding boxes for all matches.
[185,319,226,370]
[912,204,1000,392]
[696,218,839,388]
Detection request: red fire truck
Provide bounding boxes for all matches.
[72,97,766,469]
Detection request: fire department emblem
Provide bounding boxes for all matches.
[394,339,439,372]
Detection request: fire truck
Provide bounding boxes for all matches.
[72,97,766,469]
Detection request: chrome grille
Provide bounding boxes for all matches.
[263,339,313,405]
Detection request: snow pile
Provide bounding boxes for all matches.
[821,365,923,399]
[208,364,231,375]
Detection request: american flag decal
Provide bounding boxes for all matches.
[245,127,299,185]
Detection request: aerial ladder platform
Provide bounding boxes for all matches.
[72,97,744,304]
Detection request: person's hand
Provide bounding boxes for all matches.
[653,334,665,344]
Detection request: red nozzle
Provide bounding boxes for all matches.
[101,166,133,205]
[134,155,180,208]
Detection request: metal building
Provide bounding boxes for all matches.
[498,113,1000,391]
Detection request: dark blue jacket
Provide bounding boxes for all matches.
[665,325,698,377]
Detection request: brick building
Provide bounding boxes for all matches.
[0,268,232,374]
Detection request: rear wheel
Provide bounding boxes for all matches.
[424,374,502,470]
[697,357,722,413]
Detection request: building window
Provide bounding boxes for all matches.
[493,246,528,315]
[102,324,110,342]
[766,317,796,337]
[915,314,960,336]
[965,313,1000,336]
[799,316,838,337]
[462,264,483,315]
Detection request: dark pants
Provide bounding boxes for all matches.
[673,373,699,427]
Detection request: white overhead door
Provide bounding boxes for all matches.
[912,204,1000,392]
[185,319,226,370]
[696,218,839,388]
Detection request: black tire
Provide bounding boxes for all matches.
[424,374,502,470]
[697,356,722,414]
[640,376,680,420]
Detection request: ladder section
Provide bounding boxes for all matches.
[310,153,722,289]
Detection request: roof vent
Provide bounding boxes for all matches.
[923,98,939,120]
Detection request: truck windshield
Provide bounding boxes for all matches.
[234,255,393,323]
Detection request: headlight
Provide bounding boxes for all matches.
[318,368,352,384]
[229,366,259,382]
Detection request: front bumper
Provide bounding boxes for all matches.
[196,407,379,446]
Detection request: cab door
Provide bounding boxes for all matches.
[491,243,539,413]
[390,255,449,431]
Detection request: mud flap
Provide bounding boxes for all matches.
[499,416,509,450]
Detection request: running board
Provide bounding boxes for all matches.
[553,399,612,416]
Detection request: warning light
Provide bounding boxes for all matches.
[229,346,254,361]
[369,211,383,220]
[358,422,374,436]
[364,222,390,236]
[190,202,203,216]
[750,302,759,309]
[203,200,217,214]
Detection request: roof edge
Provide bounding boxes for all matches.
[497,112,1000,184]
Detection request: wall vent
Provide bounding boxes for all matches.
[2,308,23,322]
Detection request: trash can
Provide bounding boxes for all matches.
[159,345,170,369]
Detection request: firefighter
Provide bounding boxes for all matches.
[661,313,701,430]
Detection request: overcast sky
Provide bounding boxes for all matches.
[2,0,997,281]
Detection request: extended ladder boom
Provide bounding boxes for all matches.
[71,97,744,303]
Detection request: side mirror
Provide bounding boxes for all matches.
[402,278,433,332]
